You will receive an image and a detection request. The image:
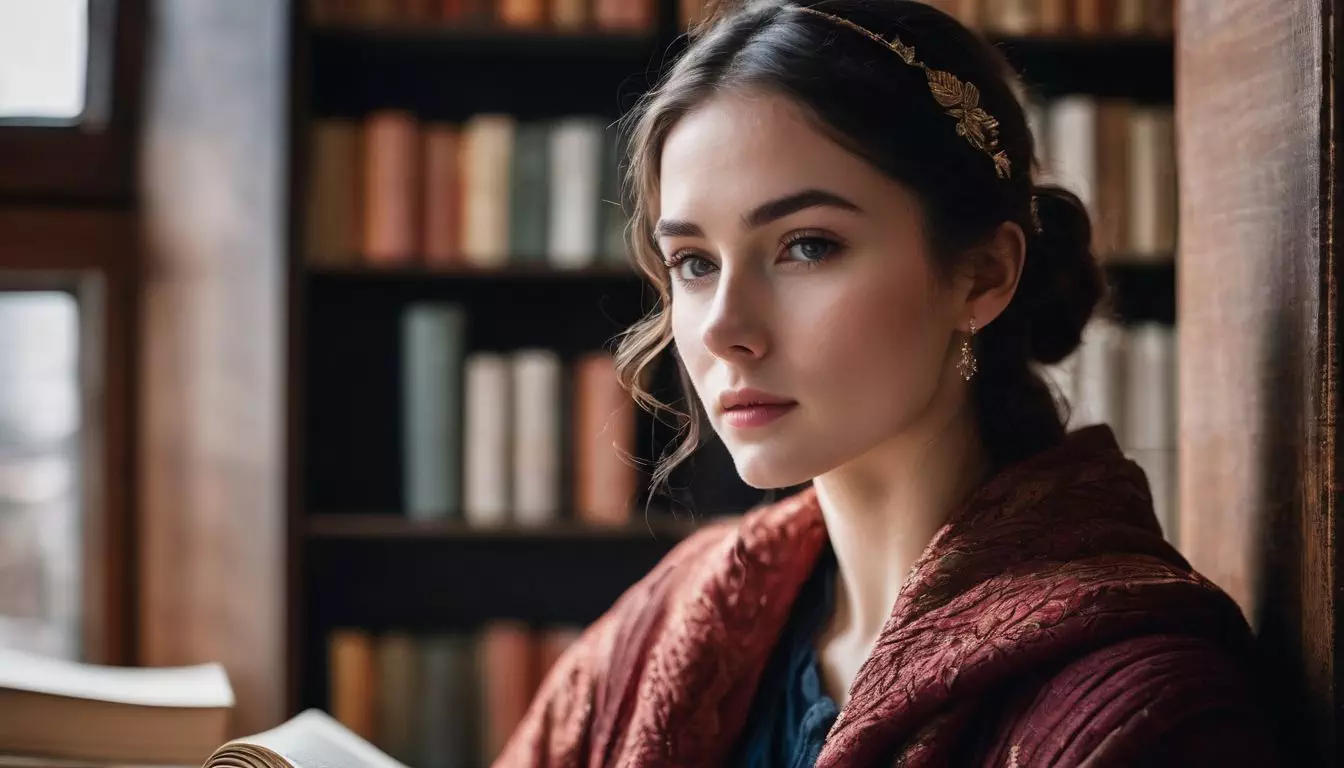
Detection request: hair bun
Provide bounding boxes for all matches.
[1019,183,1107,364]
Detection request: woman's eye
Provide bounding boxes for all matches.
[785,237,838,263]
[671,254,717,281]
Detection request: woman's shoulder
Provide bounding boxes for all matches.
[493,497,823,766]
[983,633,1279,766]
[606,493,825,626]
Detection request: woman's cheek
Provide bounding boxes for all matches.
[799,273,946,426]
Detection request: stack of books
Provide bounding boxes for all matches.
[0,648,233,767]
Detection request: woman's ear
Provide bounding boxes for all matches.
[960,220,1025,330]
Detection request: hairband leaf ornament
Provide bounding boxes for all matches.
[797,5,1012,179]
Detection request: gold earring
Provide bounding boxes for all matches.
[957,318,978,382]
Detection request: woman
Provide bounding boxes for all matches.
[498,0,1277,765]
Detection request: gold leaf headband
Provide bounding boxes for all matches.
[796,5,1012,180]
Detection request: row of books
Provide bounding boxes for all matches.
[308,0,653,31]
[402,303,637,523]
[306,99,1174,270]
[1028,98,1176,259]
[919,0,1174,36]
[1046,320,1177,541]
[305,113,628,269]
[312,0,1175,37]
[328,624,579,767]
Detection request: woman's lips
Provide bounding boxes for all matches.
[722,402,797,428]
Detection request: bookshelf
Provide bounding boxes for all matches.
[286,0,1179,761]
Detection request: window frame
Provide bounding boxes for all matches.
[0,0,144,203]
[0,208,135,665]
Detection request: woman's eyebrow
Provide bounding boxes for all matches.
[653,188,863,240]
[742,188,863,229]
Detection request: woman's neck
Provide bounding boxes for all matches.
[811,397,989,704]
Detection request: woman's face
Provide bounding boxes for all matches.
[658,90,969,489]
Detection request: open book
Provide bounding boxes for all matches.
[0,648,233,765]
[202,710,406,768]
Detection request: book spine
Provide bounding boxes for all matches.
[376,632,420,762]
[363,110,421,265]
[573,352,636,526]
[1094,100,1132,258]
[512,349,563,526]
[306,119,361,266]
[464,352,512,525]
[418,634,478,768]
[1047,97,1099,217]
[499,0,545,27]
[462,114,516,267]
[329,629,378,740]
[1036,0,1069,34]
[477,621,536,763]
[547,118,604,268]
[402,303,467,519]
[509,121,553,263]
[1073,319,1128,445]
[552,0,589,29]
[1124,323,1177,542]
[1127,106,1177,257]
[423,123,464,266]
[1115,0,1147,33]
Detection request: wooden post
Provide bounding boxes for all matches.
[137,1,289,735]
[1177,1,1340,763]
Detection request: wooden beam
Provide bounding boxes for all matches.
[1177,1,1340,764]
[137,0,289,736]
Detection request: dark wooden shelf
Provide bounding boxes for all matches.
[307,23,1172,119]
[1103,256,1175,325]
[304,257,1174,324]
[297,512,716,711]
[307,512,705,540]
[307,24,660,119]
[306,261,639,281]
[303,513,708,630]
[992,35,1173,102]
[311,23,654,51]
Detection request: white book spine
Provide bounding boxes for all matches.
[547,118,603,268]
[1128,106,1177,257]
[1124,323,1178,542]
[402,304,466,520]
[464,353,512,526]
[463,114,515,267]
[511,349,562,526]
[1074,319,1128,444]
[1047,96,1098,215]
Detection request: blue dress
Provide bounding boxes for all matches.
[727,544,841,768]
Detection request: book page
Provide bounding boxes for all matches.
[0,648,234,709]
[238,710,407,768]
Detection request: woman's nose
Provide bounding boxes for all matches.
[700,269,770,362]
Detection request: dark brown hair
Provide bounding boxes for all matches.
[614,0,1106,493]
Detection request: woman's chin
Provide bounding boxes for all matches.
[729,445,822,490]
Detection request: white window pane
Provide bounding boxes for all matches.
[0,292,83,660]
[0,0,88,119]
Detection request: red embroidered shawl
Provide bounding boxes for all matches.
[495,426,1277,766]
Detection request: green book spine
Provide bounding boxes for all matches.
[509,121,551,263]
[402,303,467,520]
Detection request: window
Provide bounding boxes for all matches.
[0,291,84,660]
[0,0,89,121]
